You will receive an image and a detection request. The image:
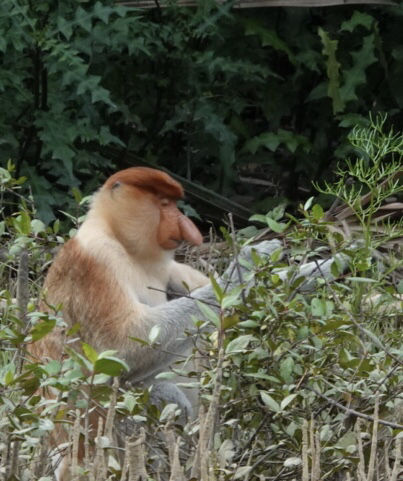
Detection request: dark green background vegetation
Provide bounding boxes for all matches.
[1,0,402,224]
[0,2,402,478]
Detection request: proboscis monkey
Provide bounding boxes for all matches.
[28,167,283,480]
[31,167,210,400]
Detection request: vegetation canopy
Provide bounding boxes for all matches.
[0,0,403,223]
[0,118,401,480]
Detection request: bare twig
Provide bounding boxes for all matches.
[367,394,380,481]
[305,387,403,430]
[390,438,402,481]
[302,419,309,481]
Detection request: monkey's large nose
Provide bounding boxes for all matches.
[179,215,203,246]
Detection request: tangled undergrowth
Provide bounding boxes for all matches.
[0,117,402,480]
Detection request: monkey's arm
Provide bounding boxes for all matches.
[120,240,283,382]
[167,261,210,296]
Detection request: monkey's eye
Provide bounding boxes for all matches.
[160,198,171,206]
[112,181,122,189]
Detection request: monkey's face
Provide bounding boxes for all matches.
[157,196,202,250]
[101,181,203,256]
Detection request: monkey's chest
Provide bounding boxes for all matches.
[130,274,169,307]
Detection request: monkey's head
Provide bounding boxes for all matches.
[94,167,203,257]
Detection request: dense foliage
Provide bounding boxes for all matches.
[0,118,401,480]
[0,0,403,223]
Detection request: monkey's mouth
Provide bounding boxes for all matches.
[169,238,182,247]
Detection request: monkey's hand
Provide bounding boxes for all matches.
[222,239,283,289]
[239,239,283,263]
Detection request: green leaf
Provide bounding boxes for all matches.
[67,323,81,336]
[31,219,46,235]
[225,334,255,354]
[221,286,242,309]
[243,19,294,62]
[266,217,287,234]
[75,6,93,32]
[57,17,73,40]
[340,11,374,33]
[244,132,280,155]
[71,187,82,203]
[43,360,62,377]
[155,372,178,380]
[94,357,129,376]
[280,393,298,410]
[318,28,344,114]
[340,34,377,103]
[311,297,326,316]
[260,392,280,412]
[148,325,161,344]
[312,204,324,220]
[347,277,377,283]
[234,467,253,479]
[53,219,60,235]
[82,342,98,364]
[31,319,56,342]
[280,357,294,383]
[304,197,314,211]
[210,275,223,302]
[249,214,269,224]
[5,370,13,386]
[196,300,220,328]
[17,212,31,236]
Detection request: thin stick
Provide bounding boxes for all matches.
[302,419,309,481]
[304,387,403,430]
[366,394,379,481]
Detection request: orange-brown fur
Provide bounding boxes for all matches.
[28,167,210,480]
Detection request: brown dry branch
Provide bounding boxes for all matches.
[164,412,177,468]
[390,438,402,481]
[367,394,380,481]
[95,416,108,481]
[84,378,96,477]
[119,436,130,481]
[12,249,31,382]
[190,403,206,479]
[200,348,224,481]
[302,419,309,481]
[168,436,185,481]
[309,415,316,481]
[9,438,19,480]
[312,418,321,481]
[323,170,403,224]
[71,409,82,481]
[105,378,119,440]
[127,427,148,481]
[306,386,403,430]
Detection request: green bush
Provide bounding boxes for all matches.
[1,1,403,223]
[0,118,401,480]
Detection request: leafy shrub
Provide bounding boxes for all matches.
[1,1,403,223]
[0,118,402,479]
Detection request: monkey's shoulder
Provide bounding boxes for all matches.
[42,238,127,316]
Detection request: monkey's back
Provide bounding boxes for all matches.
[29,237,130,363]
